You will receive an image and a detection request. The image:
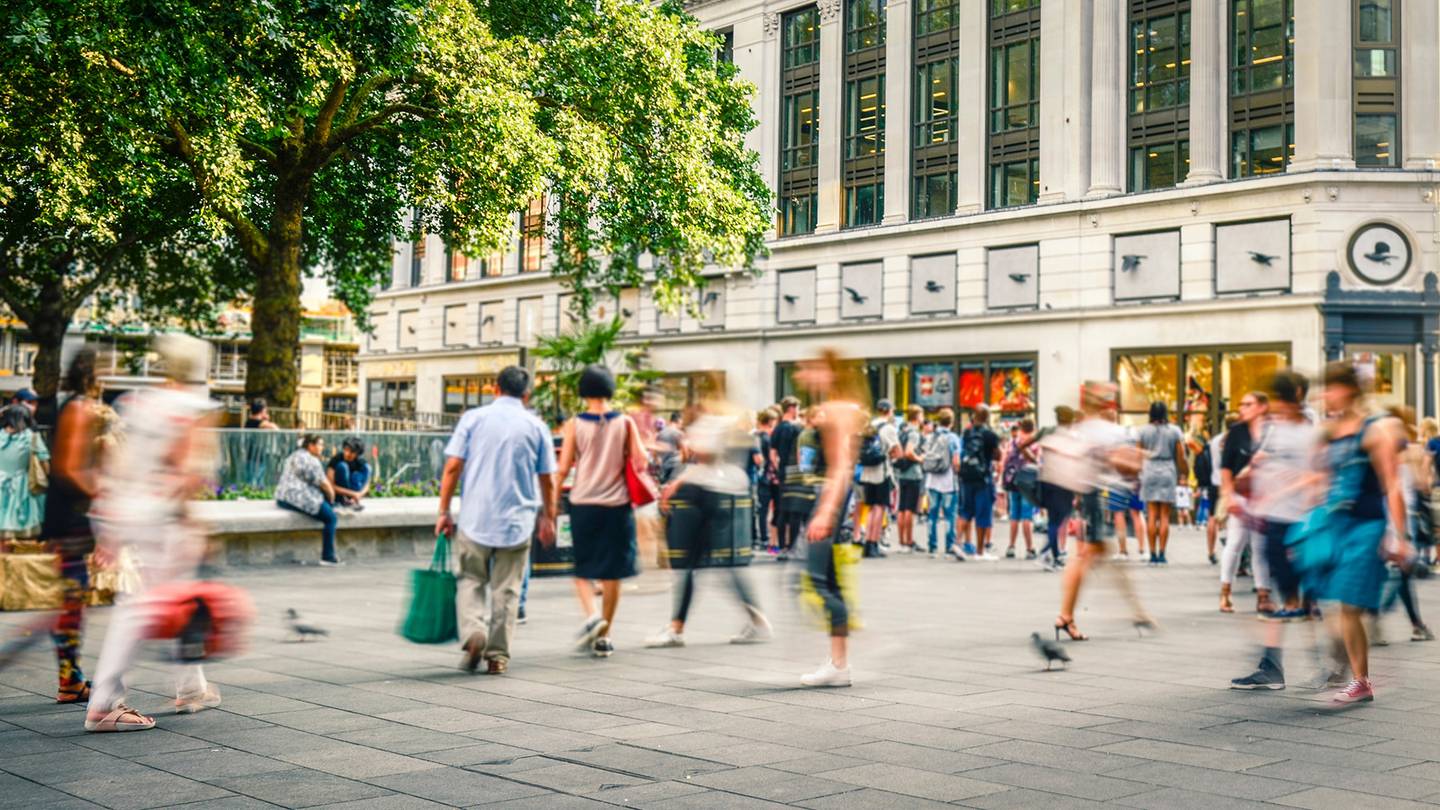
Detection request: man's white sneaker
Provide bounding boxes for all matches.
[644,627,685,648]
[801,659,852,688]
[730,615,774,644]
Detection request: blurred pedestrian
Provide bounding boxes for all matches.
[750,409,780,551]
[554,365,648,658]
[647,392,772,648]
[793,350,865,687]
[436,366,556,675]
[86,335,222,731]
[1138,401,1186,565]
[1054,382,1152,642]
[894,405,925,554]
[244,398,279,430]
[9,388,38,421]
[1001,418,1038,560]
[773,400,810,561]
[1036,405,1081,572]
[41,348,102,704]
[275,434,339,565]
[857,400,899,558]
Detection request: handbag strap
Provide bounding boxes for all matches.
[430,532,451,573]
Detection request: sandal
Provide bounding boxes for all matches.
[1054,616,1088,641]
[85,704,155,733]
[175,686,222,714]
[56,681,92,705]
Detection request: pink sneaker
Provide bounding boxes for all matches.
[1330,678,1374,705]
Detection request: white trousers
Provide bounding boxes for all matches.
[1220,519,1270,590]
[89,521,208,713]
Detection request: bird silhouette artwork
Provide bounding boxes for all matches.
[1248,251,1279,266]
[843,286,868,305]
[1008,273,1030,283]
[702,291,720,306]
[481,315,495,326]
[1030,631,1071,671]
[1365,241,1397,264]
[284,608,329,643]
[621,308,634,318]
[1120,254,1146,272]
[924,279,944,294]
[782,294,799,305]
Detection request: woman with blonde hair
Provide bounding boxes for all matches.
[792,349,866,687]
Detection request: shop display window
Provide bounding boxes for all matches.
[1114,345,1287,436]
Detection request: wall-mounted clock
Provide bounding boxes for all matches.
[1347,222,1411,286]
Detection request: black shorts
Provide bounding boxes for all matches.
[862,481,891,506]
[897,480,923,512]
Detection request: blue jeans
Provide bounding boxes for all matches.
[279,500,337,562]
[332,461,370,502]
[927,489,958,553]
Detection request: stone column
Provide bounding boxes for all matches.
[1086,0,1125,198]
[882,0,912,224]
[1183,0,1225,184]
[1040,0,1086,202]
[955,0,988,213]
[815,0,844,234]
[1402,0,1440,169]
[1292,0,1354,171]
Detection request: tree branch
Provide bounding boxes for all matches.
[0,272,37,324]
[311,76,352,148]
[237,137,278,165]
[339,73,397,130]
[166,116,270,266]
[327,103,436,152]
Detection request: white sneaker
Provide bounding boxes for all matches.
[1111,552,1130,562]
[644,627,685,648]
[978,552,1000,562]
[930,551,939,559]
[800,659,852,688]
[731,615,774,644]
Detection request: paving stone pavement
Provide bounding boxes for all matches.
[4,524,1440,808]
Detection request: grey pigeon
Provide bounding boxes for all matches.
[1030,632,1071,671]
[1120,254,1146,272]
[284,608,329,642]
[1248,251,1278,266]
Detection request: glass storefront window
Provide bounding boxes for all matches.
[1350,349,1409,412]
[367,379,416,419]
[989,361,1035,414]
[1117,354,1179,415]
[1220,352,1284,414]
[1116,347,1287,436]
[1183,354,1214,434]
[442,376,496,415]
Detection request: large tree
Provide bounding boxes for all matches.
[47,0,768,408]
[0,4,245,412]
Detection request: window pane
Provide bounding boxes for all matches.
[1117,354,1179,414]
[1250,124,1285,173]
[1007,41,1032,107]
[1358,0,1393,43]
[1183,354,1215,434]
[1354,48,1395,77]
[1355,114,1397,166]
[1147,16,1178,84]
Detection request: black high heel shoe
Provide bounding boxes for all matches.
[1054,616,1088,641]
[1133,617,1159,638]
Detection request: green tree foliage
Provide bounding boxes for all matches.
[8,0,769,408]
[0,8,246,407]
[530,317,659,421]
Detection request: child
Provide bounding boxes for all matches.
[1175,484,1193,527]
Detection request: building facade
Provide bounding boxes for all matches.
[362,0,1440,432]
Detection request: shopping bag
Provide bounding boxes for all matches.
[143,580,256,661]
[400,532,458,644]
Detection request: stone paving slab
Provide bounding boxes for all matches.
[3,525,1440,806]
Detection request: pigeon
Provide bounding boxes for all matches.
[1247,251,1278,266]
[1364,241,1397,264]
[284,608,330,642]
[782,294,799,305]
[1120,254,1146,272]
[924,279,944,293]
[1008,273,1030,283]
[843,286,868,305]
[1030,631,1071,671]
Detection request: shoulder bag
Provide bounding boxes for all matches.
[28,433,48,496]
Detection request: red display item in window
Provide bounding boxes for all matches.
[959,369,985,409]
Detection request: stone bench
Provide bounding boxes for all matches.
[192,497,440,567]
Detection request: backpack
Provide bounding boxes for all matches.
[1193,442,1213,488]
[894,424,918,472]
[1001,438,1025,489]
[858,428,887,468]
[959,427,992,483]
[922,430,953,475]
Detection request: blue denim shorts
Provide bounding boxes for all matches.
[958,483,995,528]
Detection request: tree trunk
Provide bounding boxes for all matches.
[245,190,306,409]
[29,283,73,428]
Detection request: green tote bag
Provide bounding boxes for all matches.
[400,532,459,644]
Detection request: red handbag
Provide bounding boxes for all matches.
[622,416,659,508]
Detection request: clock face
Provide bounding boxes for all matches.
[1348,223,1411,285]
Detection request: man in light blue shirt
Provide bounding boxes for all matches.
[437,366,556,675]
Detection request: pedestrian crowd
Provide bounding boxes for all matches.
[2,342,1433,740]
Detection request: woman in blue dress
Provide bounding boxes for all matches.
[1304,363,1412,705]
[0,404,46,540]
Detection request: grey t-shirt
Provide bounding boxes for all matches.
[1139,423,1183,466]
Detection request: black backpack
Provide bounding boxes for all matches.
[858,426,887,467]
[894,424,918,472]
[1193,443,1213,487]
[959,427,991,483]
